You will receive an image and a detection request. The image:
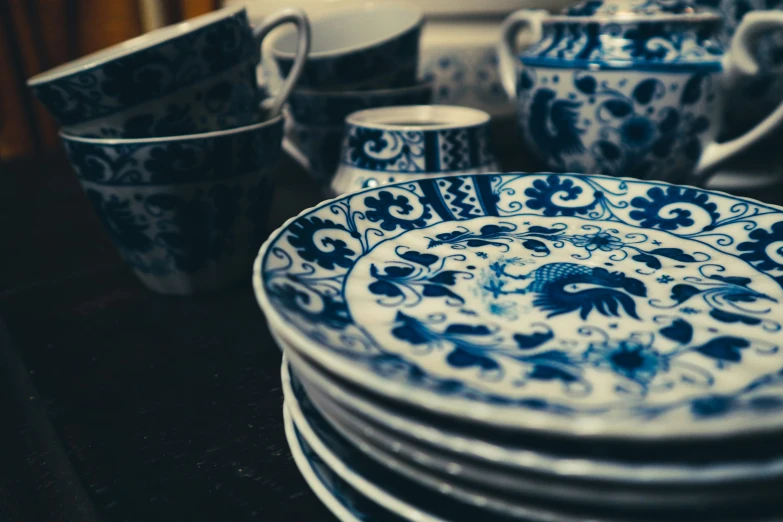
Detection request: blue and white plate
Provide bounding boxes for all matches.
[283,360,783,522]
[305,376,783,510]
[282,343,783,487]
[257,173,783,439]
[282,359,482,522]
[284,407,401,522]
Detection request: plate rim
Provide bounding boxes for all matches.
[258,172,783,440]
[283,405,364,522]
[281,358,450,522]
[281,338,783,485]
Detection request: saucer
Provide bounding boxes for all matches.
[281,343,783,485]
[307,380,783,509]
[284,407,401,522]
[283,360,783,522]
[257,173,783,440]
[282,359,485,522]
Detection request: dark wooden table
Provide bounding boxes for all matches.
[2,121,783,522]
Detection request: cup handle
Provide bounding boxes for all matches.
[689,11,783,186]
[497,10,546,102]
[282,136,312,173]
[253,8,311,118]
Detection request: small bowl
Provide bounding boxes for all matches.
[283,81,434,181]
[331,104,498,195]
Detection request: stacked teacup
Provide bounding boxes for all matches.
[28,7,311,295]
[270,2,434,182]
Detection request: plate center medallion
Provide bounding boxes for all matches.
[346,216,783,414]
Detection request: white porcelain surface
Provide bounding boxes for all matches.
[62,116,284,295]
[272,2,420,59]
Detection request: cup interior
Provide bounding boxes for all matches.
[273,3,421,59]
[28,6,245,85]
[347,105,490,130]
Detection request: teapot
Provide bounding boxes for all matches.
[498,0,783,186]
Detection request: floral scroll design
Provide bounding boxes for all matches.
[522,18,724,65]
[388,312,779,408]
[344,127,426,172]
[31,11,255,126]
[492,174,778,257]
[517,68,717,178]
[265,184,437,336]
[368,247,474,308]
[261,173,783,422]
[85,180,267,276]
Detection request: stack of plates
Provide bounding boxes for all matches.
[253,172,783,521]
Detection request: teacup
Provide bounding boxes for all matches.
[60,116,284,295]
[283,81,434,181]
[272,2,422,90]
[498,3,783,187]
[29,7,310,138]
[331,105,498,196]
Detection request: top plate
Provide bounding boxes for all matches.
[254,173,783,440]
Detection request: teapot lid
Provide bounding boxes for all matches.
[557,0,718,19]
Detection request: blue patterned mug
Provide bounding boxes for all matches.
[60,116,284,295]
[29,7,310,139]
[272,2,422,90]
[331,105,498,195]
[282,81,434,181]
[498,0,783,187]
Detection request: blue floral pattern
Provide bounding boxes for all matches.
[521,20,724,69]
[630,185,720,230]
[30,10,257,132]
[516,68,719,179]
[342,122,496,173]
[77,63,262,139]
[63,118,283,292]
[259,173,783,434]
[563,0,700,16]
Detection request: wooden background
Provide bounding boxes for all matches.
[0,0,220,161]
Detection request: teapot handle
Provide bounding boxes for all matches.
[689,11,783,186]
[497,10,547,102]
